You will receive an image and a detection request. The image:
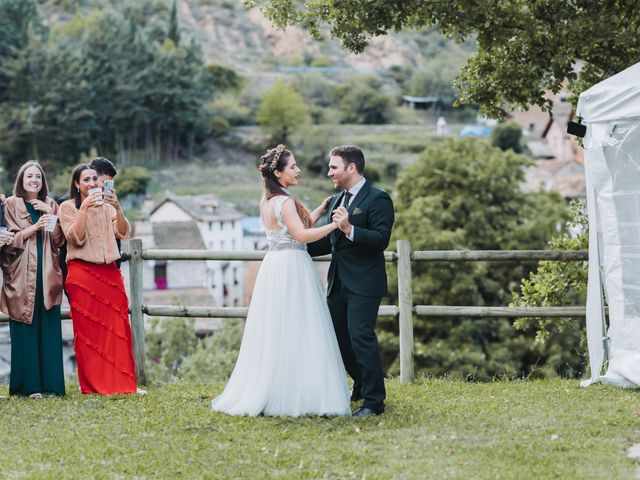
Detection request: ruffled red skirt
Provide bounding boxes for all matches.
[66,260,136,394]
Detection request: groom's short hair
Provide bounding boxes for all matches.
[330,145,365,175]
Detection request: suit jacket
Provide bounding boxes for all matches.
[308,181,394,298]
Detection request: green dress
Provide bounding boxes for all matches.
[9,202,65,396]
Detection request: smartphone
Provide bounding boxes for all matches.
[103,179,114,196]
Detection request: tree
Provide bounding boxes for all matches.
[491,123,523,153]
[252,0,640,117]
[168,0,180,46]
[205,63,244,92]
[511,200,588,377]
[257,81,309,144]
[0,0,42,102]
[380,139,568,379]
[0,3,223,170]
[145,317,244,384]
[117,166,151,197]
[338,83,393,125]
[513,201,588,339]
[145,317,198,383]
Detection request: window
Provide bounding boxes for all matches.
[154,262,168,290]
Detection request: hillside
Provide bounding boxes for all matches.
[28,0,476,208]
[41,0,475,78]
[177,0,474,73]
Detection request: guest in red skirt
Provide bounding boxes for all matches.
[59,163,137,395]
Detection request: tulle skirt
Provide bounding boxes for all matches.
[211,249,351,416]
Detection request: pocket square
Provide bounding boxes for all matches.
[352,207,364,215]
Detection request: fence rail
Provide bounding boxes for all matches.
[122,240,589,385]
[0,241,589,386]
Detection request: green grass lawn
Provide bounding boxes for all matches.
[1,378,639,479]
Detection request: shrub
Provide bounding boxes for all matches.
[491,123,523,153]
[210,116,230,137]
[339,84,393,124]
[364,164,381,184]
[117,166,150,196]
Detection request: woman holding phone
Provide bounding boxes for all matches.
[59,163,137,395]
[1,161,66,398]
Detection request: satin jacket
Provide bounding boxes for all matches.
[0,196,65,323]
[59,199,130,265]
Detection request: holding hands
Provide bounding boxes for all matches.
[332,206,352,235]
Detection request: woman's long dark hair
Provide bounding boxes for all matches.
[258,145,311,227]
[69,164,92,209]
[13,161,49,201]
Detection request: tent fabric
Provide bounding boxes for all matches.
[578,62,640,388]
[577,62,640,124]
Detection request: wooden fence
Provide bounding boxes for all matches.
[123,239,588,385]
[0,240,588,385]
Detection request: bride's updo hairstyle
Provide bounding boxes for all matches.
[259,144,311,227]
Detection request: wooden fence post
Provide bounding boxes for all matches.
[397,239,414,382]
[125,239,146,385]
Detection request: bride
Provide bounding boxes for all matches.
[211,144,351,417]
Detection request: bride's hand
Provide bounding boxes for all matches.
[318,196,332,213]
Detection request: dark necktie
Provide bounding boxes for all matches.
[344,191,353,209]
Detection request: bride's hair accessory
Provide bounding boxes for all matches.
[258,144,286,173]
[270,144,285,171]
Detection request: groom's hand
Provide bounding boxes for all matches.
[332,206,352,236]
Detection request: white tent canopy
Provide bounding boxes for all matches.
[577,61,640,387]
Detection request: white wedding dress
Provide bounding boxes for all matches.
[211,195,351,417]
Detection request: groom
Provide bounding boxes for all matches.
[308,145,394,416]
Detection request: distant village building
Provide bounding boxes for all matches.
[401,95,440,110]
[506,90,585,199]
[241,216,267,251]
[129,194,245,319]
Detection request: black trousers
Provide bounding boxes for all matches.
[327,275,385,412]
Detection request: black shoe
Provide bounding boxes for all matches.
[352,406,379,417]
[350,389,363,402]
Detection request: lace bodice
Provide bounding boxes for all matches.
[264,196,306,251]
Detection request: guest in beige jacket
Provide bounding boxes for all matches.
[0,161,66,397]
[59,162,138,395]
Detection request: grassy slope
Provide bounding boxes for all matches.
[148,124,462,216]
[1,378,638,479]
